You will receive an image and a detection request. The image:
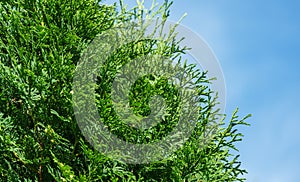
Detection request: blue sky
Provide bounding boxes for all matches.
[113,0,300,181]
[167,1,300,181]
[170,1,300,181]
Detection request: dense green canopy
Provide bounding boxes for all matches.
[0,0,250,181]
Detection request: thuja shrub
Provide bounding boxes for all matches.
[0,0,250,181]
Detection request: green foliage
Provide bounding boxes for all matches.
[0,0,250,181]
